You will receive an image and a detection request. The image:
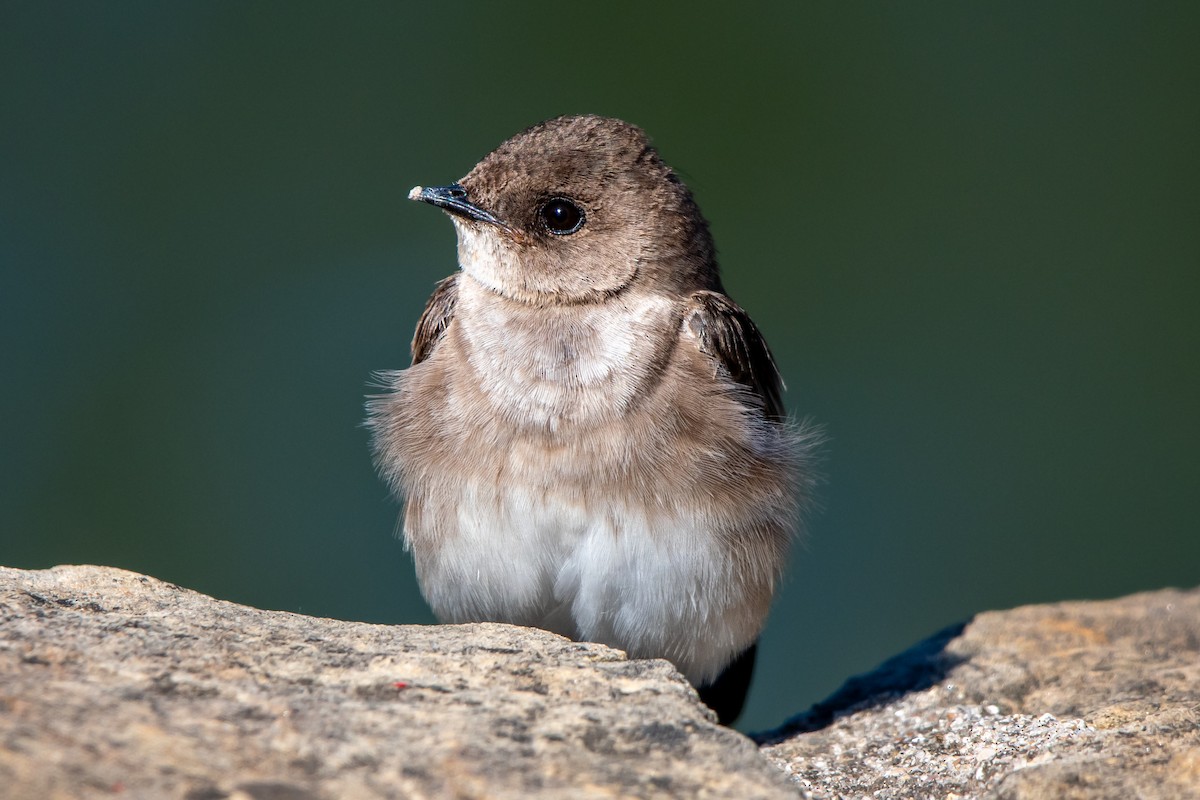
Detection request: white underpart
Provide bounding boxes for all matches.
[423,485,750,686]
[409,239,759,685]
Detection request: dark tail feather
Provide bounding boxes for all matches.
[696,641,757,725]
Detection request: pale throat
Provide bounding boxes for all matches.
[453,221,519,298]
[451,256,676,429]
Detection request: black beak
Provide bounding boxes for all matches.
[408,183,506,227]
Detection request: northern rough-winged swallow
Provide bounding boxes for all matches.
[368,115,816,724]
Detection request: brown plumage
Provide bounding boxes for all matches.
[368,115,817,724]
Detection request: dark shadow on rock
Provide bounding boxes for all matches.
[753,618,972,744]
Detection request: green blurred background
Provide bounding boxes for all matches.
[2,3,1197,732]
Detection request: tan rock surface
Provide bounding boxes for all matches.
[5,564,1198,799]
[0,565,793,800]
[760,587,1200,799]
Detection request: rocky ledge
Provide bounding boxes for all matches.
[1,566,1197,799]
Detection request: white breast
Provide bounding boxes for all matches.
[454,275,674,429]
[407,276,764,684]
[421,482,758,686]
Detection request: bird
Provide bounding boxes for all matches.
[367,115,815,724]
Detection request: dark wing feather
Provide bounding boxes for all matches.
[696,640,757,725]
[684,290,786,421]
[411,275,459,365]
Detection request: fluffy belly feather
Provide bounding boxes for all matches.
[414,481,761,685]
[377,278,795,687]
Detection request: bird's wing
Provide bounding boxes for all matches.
[683,290,786,421]
[411,275,459,365]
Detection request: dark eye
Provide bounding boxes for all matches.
[538,197,585,235]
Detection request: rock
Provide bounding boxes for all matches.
[4,565,1198,799]
[0,565,793,800]
[759,587,1200,799]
